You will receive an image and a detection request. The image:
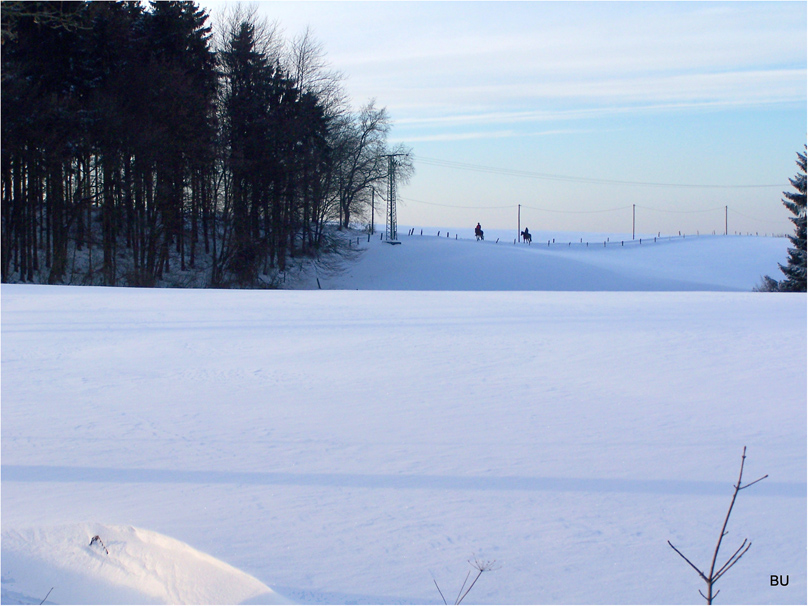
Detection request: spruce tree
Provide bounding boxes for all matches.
[760,147,807,292]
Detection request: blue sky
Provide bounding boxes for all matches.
[204,1,806,234]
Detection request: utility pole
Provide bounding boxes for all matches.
[382,153,405,245]
[518,204,521,241]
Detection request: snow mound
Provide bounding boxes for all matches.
[1,523,289,605]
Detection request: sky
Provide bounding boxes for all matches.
[202,1,806,234]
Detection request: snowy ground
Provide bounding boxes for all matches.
[289,228,791,291]
[2,231,805,605]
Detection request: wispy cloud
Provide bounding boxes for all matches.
[352,67,805,123]
[319,2,806,125]
[392,94,804,130]
[393,128,595,144]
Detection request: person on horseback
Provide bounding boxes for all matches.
[475,223,484,240]
[521,227,531,243]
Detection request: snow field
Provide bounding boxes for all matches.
[1,233,805,604]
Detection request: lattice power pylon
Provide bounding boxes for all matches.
[385,154,402,244]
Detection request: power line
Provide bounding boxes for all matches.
[520,204,631,214]
[401,197,631,214]
[397,194,787,233]
[398,196,515,210]
[415,155,784,189]
[728,208,789,225]
[635,204,726,214]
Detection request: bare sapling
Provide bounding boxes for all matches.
[667,446,768,604]
[433,557,499,605]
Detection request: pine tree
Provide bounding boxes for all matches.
[760,147,807,292]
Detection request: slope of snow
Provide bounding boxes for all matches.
[289,230,788,291]
[1,233,805,605]
[1,524,285,605]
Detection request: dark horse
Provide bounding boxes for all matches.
[475,226,484,241]
[521,229,532,243]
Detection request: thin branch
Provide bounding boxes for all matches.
[457,559,497,605]
[713,541,752,582]
[454,570,471,605]
[433,578,447,606]
[668,541,709,582]
[739,474,768,490]
[714,539,748,578]
[713,539,752,579]
[457,569,484,605]
[39,587,53,605]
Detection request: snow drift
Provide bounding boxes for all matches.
[1,523,286,605]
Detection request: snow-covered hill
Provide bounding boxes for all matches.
[2,232,804,605]
[288,229,789,291]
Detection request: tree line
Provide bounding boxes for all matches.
[1,1,412,287]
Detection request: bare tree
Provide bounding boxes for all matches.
[212,3,283,63]
[668,446,768,604]
[286,26,347,117]
[331,100,393,228]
